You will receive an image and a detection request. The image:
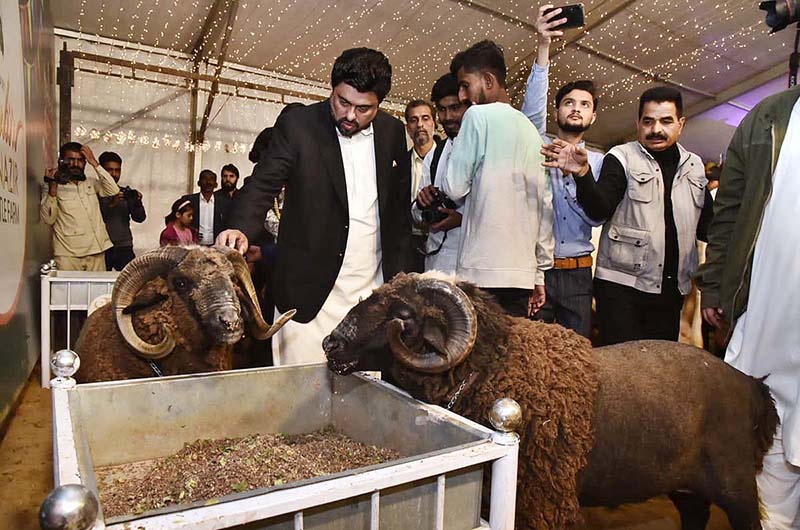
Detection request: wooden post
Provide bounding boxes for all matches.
[57,43,74,146]
[187,70,200,194]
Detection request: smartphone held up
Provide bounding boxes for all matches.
[543,4,585,29]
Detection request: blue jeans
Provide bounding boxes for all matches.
[536,266,593,338]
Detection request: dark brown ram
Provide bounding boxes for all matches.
[74,245,294,382]
[324,272,778,530]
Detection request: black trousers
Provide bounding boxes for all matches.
[535,266,593,338]
[594,278,683,346]
[105,246,135,271]
[484,287,531,318]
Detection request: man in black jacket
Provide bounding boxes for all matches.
[98,151,146,270]
[218,47,412,365]
[180,169,227,245]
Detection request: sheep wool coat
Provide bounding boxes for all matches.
[390,281,598,530]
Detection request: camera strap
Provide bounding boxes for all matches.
[428,139,447,188]
[416,228,448,257]
[411,197,449,258]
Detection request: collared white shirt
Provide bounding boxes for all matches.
[410,146,434,202]
[410,146,435,236]
[198,193,215,245]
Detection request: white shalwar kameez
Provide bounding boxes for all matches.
[725,97,800,529]
[272,124,383,366]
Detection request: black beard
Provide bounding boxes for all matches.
[558,116,590,134]
[443,122,460,139]
[336,118,361,137]
[221,182,236,191]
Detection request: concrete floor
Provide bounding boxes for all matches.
[0,368,732,530]
[0,368,53,530]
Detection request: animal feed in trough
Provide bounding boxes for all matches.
[97,427,401,518]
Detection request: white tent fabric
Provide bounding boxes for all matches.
[57,36,313,255]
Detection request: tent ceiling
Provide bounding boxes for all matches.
[53,0,794,149]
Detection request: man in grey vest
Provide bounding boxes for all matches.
[542,86,713,345]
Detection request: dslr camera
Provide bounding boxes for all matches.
[44,160,77,185]
[120,186,140,202]
[420,188,457,225]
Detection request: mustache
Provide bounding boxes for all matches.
[646,133,668,141]
[337,118,357,128]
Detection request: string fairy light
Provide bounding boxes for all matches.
[62,0,794,151]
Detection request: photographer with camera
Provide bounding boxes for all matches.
[40,142,120,271]
[412,73,470,274]
[98,151,146,271]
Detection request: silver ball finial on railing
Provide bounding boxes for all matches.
[40,259,57,275]
[51,349,80,379]
[39,484,99,530]
[50,350,80,389]
[488,397,522,434]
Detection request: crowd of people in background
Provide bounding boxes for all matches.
[40,5,800,524]
[39,142,248,270]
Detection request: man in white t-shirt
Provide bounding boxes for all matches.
[442,40,554,317]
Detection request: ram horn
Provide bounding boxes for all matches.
[113,246,190,358]
[387,278,477,374]
[217,245,296,339]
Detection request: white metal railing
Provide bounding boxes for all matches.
[278,399,520,530]
[49,368,521,530]
[40,261,118,387]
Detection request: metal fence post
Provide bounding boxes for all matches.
[488,398,521,530]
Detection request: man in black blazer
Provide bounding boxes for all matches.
[179,169,227,245]
[218,47,412,365]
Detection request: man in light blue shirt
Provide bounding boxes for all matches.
[519,4,604,337]
[443,40,554,318]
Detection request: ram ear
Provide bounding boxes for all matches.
[121,279,169,315]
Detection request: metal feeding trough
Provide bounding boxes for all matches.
[48,352,520,530]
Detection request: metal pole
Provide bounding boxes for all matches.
[487,398,521,530]
[187,69,200,194]
[57,44,74,146]
[489,431,519,530]
[789,23,799,87]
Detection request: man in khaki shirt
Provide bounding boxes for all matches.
[40,143,119,271]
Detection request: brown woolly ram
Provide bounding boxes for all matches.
[74,245,294,383]
[323,272,778,530]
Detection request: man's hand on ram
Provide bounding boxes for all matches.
[217,229,249,255]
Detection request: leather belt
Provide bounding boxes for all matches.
[553,255,593,270]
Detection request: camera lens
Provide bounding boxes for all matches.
[760,0,800,32]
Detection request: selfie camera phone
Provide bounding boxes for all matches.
[544,4,585,29]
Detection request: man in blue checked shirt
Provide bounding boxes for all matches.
[520,4,604,337]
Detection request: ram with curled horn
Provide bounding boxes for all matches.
[324,272,778,530]
[74,245,295,383]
